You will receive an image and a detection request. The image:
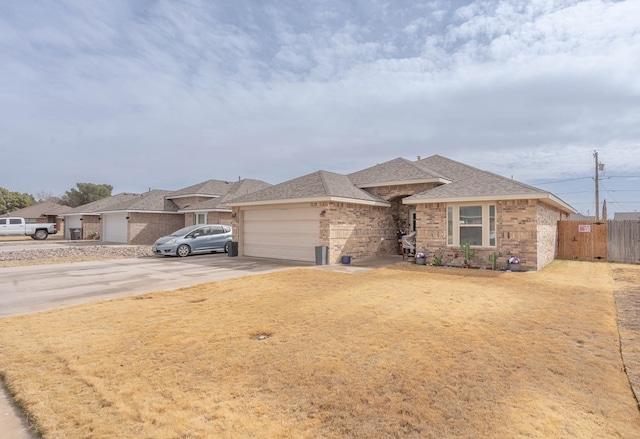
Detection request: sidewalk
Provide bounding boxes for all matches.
[0,381,37,439]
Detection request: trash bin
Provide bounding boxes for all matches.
[341,255,352,265]
[228,241,238,257]
[70,228,82,240]
[315,246,328,265]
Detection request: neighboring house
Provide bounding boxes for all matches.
[176,179,272,226]
[1,201,68,232]
[62,191,182,243]
[228,155,575,270]
[613,212,640,221]
[62,179,271,244]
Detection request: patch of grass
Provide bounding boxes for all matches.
[0,261,639,438]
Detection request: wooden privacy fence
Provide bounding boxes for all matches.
[608,220,640,264]
[557,220,640,264]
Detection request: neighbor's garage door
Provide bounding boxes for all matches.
[103,212,128,243]
[243,207,320,262]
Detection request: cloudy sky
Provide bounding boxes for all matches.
[1,0,639,216]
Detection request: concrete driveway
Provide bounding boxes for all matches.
[0,254,311,318]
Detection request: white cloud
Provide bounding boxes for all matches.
[0,0,638,214]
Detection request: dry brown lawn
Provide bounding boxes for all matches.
[0,260,639,438]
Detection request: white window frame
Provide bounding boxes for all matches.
[195,213,207,225]
[409,208,416,232]
[447,203,496,247]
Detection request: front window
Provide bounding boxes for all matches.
[447,204,496,247]
[195,213,206,225]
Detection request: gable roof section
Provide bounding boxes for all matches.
[1,201,69,218]
[181,179,273,212]
[404,155,575,213]
[64,191,179,215]
[348,157,449,187]
[64,193,141,215]
[614,212,640,220]
[105,190,179,213]
[228,171,389,207]
[166,179,236,199]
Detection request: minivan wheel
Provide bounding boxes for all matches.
[176,244,191,257]
[224,242,230,253]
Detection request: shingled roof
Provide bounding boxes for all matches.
[348,157,449,187]
[404,155,575,212]
[181,179,273,211]
[65,190,179,214]
[1,201,69,218]
[228,171,389,206]
[167,179,236,198]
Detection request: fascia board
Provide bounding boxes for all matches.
[178,207,231,213]
[98,210,182,215]
[229,196,390,208]
[404,193,576,213]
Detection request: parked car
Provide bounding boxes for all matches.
[152,224,232,257]
[0,217,58,240]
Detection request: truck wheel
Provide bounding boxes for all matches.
[176,244,191,257]
[34,230,48,240]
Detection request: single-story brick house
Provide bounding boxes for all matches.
[178,179,272,226]
[228,155,576,270]
[62,190,183,243]
[1,201,68,233]
[62,179,271,244]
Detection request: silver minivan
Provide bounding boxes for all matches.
[152,224,232,257]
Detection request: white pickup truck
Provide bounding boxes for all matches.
[0,217,58,240]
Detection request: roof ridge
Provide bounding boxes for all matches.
[318,170,336,196]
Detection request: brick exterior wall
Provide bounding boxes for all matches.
[364,183,439,233]
[319,201,396,264]
[536,201,569,270]
[184,211,233,227]
[81,215,101,240]
[416,199,567,271]
[128,213,185,245]
[495,199,538,270]
[316,183,440,264]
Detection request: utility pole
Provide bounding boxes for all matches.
[594,151,600,221]
[593,151,605,221]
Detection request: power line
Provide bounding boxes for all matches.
[600,180,624,210]
[555,191,594,195]
[532,176,592,185]
[602,175,640,179]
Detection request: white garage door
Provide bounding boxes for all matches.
[103,213,128,243]
[243,207,320,262]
